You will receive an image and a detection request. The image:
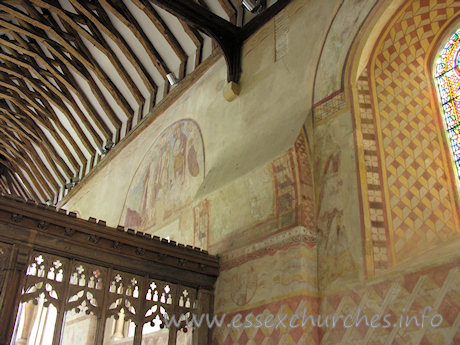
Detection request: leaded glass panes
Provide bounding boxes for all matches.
[435,28,460,181]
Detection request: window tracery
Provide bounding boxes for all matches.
[435,28,460,181]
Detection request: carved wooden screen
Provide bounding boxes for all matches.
[12,251,198,345]
[0,194,218,345]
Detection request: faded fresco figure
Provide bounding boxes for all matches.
[121,120,205,234]
[315,135,358,290]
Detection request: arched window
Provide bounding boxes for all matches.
[434,28,460,182]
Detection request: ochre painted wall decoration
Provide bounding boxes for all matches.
[119,119,205,234]
[320,261,460,345]
[354,0,460,274]
[57,1,460,344]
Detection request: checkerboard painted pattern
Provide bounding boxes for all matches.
[355,0,460,270]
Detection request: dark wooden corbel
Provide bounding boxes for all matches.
[150,0,293,85]
[150,0,243,83]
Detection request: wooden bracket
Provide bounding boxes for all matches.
[151,0,242,83]
[151,0,293,84]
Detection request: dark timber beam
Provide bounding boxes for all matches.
[150,0,242,83]
[241,0,293,40]
[150,0,293,84]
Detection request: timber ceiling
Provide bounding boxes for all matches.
[0,0,285,204]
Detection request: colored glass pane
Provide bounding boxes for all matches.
[435,28,460,181]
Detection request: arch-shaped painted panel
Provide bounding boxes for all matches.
[120,119,205,233]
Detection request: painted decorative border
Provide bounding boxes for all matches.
[220,225,317,270]
[313,90,346,123]
[355,68,391,274]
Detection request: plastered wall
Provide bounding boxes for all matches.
[63,1,328,343]
[63,0,460,344]
[316,1,460,344]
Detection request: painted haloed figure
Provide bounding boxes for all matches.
[121,120,204,233]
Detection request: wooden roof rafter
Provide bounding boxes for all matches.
[66,0,158,83]
[0,110,41,143]
[35,2,142,115]
[0,0,291,203]
[19,15,135,122]
[0,61,106,148]
[61,0,158,107]
[150,0,243,83]
[0,117,67,187]
[216,0,237,24]
[0,81,90,172]
[0,141,50,200]
[3,169,31,199]
[0,5,134,129]
[46,46,124,132]
[0,136,57,198]
[0,153,25,199]
[0,99,82,182]
[128,0,188,76]
[19,143,60,192]
[0,93,81,175]
[0,23,116,143]
[0,68,98,158]
[0,103,74,200]
[8,169,41,201]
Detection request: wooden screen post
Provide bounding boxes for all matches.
[192,288,214,345]
[167,325,178,345]
[0,244,30,345]
[0,194,219,345]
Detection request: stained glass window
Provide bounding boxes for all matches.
[435,28,460,182]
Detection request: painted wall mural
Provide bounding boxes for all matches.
[314,114,362,292]
[207,129,314,254]
[213,295,320,345]
[320,261,460,345]
[215,238,317,315]
[355,67,391,275]
[119,120,205,234]
[295,128,316,230]
[193,199,210,250]
[353,0,460,274]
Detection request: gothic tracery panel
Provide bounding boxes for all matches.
[22,253,68,308]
